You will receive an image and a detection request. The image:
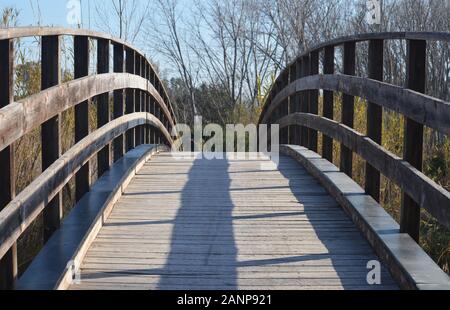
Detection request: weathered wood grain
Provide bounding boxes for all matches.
[260,74,450,136]
[0,73,175,153]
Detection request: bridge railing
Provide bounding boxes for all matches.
[0,27,178,289]
[258,32,450,249]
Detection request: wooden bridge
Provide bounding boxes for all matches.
[0,28,449,290]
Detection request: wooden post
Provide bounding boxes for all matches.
[97,38,110,177]
[113,44,124,162]
[134,55,142,146]
[74,36,90,202]
[400,40,426,242]
[125,48,135,151]
[322,46,334,162]
[365,39,384,202]
[281,71,289,144]
[0,39,17,290]
[340,42,356,177]
[288,63,296,144]
[146,65,151,144]
[301,55,310,147]
[41,36,63,240]
[309,51,319,152]
[149,96,155,144]
[295,58,302,145]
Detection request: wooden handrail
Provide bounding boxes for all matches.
[0,27,176,122]
[0,112,171,261]
[0,28,179,289]
[0,73,175,153]
[259,31,450,246]
[260,74,450,136]
[277,112,450,230]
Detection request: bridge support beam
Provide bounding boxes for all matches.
[340,42,356,177]
[365,39,384,202]
[400,40,426,242]
[0,38,17,290]
[41,35,63,241]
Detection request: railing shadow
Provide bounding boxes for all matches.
[275,155,395,289]
[157,156,237,289]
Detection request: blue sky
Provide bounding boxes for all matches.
[1,0,94,27]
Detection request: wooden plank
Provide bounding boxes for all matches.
[113,44,125,162]
[365,39,384,202]
[282,145,450,290]
[125,48,135,151]
[0,38,17,290]
[41,35,62,240]
[400,40,426,242]
[70,153,398,290]
[97,38,111,177]
[74,35,90,202]
[340,41,355,177]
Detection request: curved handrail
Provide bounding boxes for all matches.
[0,73,175,153]
[284,31,450,71]
[277,112,450,230]
[0,112,171,260]
[0,26,176,123]
[259,31,450,125]
[260,74,450,136]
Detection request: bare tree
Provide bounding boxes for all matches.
[94,0,149,43]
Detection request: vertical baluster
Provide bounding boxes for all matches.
[113,44,124,162]
[281,71,289,144]
[309,51,319,152]
[125,48,135,151]
[322,46,334,162]
[288,63,296,145]
[142,58,147,145]
[295,58,302,145]
[74,36,90,202]
[365,39,384,201]
[41,36,63,239]
[0,38,17,290]
[144,61,149,144]
[400,40,426,242]
[97,38,110,177]
[340,42,356,177]
[134,55,142,146]
[301,55,310,147]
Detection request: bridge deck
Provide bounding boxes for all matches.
[70,153,397,290]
